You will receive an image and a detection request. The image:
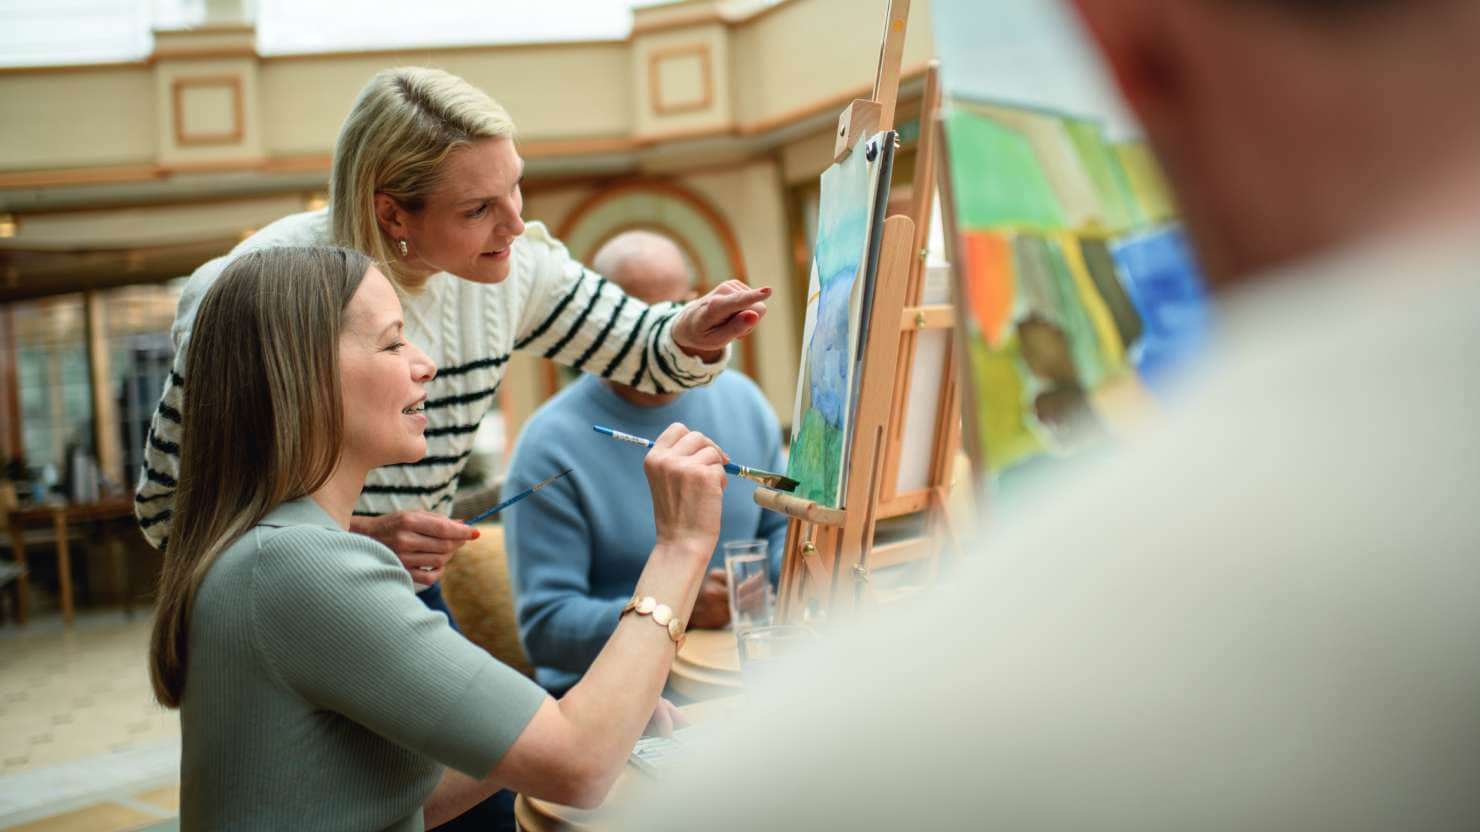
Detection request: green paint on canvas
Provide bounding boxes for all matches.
[1063,119,1143,232]
[1039,236,1111,388]
[944,110,1066,230]
[1114,140,1177,224]
[969,335,1044,472]
[1079,237,1144,350]
[788,407,844,505]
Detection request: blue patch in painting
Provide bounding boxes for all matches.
[1110,225,1211,395]
[807,272,855,428]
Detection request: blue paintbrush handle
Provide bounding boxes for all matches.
[464,468,573,525]
[591,425,743,476]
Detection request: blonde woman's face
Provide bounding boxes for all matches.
[338,268,438,469]
[403,137,527,284]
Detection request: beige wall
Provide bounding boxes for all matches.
[259,44,633,155]
[1,0,936,439]
[682,160,797,409]
[632,24,731,139]
[731,0,933,127]
[0,69,156,169]
[12,196,306,249]
[0,0,934,178]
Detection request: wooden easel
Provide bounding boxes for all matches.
[754,1,963,623]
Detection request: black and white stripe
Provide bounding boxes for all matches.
[514,269,591,352]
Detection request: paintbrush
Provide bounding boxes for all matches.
[592,425,800,493]
[463,468,573,525]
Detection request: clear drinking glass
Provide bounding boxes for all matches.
[737,624,817,692]
[722,539,772,633]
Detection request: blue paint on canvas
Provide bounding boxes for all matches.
[1110,225,1211,395]
[808,276,854,428]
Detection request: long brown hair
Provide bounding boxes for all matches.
[149,246,370,708]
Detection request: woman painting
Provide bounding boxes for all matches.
[153,246,728,830]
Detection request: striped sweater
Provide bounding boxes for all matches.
[134,208,726,550]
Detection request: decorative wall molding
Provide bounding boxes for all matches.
[648,44,714,117]
[171,75,245,146]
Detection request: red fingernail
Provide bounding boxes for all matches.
[471,529,481,539]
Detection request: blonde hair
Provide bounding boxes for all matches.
[149,246,370,708]
[330,67,516,292]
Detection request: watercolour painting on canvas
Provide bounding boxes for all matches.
[940,99,1208,485]
[786,132,896,508]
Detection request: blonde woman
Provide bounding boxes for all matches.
[153,246,727,830]
[134,66,768,610]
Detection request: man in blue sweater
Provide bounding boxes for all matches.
[505,231,788,696]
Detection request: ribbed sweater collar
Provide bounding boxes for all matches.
[257,497,341,531]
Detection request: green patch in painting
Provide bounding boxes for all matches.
[944,110,1066,231]
[969,335,1044,473]
[788,407,845,507]
[1063,119,1143,232]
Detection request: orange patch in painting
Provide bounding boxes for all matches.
[959,230,1014,346]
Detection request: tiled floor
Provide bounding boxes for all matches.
[0,611,179,830]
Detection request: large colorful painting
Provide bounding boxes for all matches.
[787,131,896,508]
[939,97,1209,487]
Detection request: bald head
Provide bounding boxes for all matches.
[592,231,695,306]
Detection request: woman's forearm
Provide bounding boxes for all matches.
[559,543,708,777]
[487,425,726,808]
[482,542,708,808]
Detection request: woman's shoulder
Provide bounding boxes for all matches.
[512,220,565,257]
[234,500,401,582]
[173,209,333,347]
[510,221,580,283]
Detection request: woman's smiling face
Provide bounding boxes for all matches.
[337,267,438,470]
[399,137,527,284]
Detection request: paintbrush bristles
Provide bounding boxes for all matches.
[736,467,801,493]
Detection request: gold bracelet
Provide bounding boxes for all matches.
[621,594,686,650]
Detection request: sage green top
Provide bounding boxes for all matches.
[179,498,549,831]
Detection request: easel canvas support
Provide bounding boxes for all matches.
[757,0,962,623]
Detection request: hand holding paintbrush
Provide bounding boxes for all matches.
[592,425,799,492]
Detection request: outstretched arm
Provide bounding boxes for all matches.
[513,234,768,394]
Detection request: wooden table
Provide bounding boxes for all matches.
[515,695,745,832]
[6,496,134,626]
[667,628,743,700]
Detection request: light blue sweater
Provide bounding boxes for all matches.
[505,371,788,695]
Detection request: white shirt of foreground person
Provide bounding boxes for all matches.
[620,229,1480,831]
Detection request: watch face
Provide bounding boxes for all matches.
[652,605,674,627]
[636,596,657,615]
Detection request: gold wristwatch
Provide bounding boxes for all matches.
[621,594,686,650]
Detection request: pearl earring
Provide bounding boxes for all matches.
[398,239,409,257]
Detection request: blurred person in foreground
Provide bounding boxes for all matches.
[626,0,1480,828]
[506,231,787,696]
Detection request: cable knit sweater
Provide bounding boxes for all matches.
[134,208,727,550]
